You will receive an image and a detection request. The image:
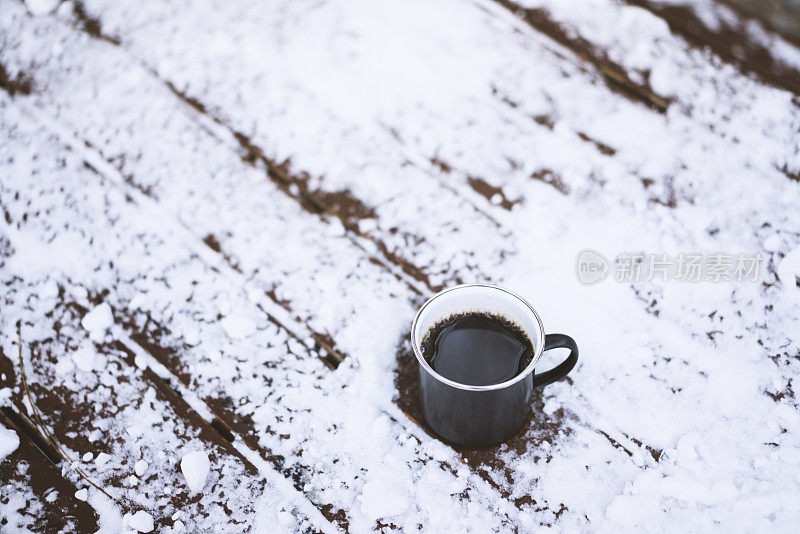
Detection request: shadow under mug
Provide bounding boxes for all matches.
[411,284,579,448]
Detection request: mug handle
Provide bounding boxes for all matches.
[532,334,579,388]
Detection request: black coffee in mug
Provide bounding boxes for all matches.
[421,312,534,386]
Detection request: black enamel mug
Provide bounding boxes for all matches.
[411,284,579,448]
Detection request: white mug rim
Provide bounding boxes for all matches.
[411,284,546,392]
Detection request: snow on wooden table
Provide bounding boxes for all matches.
[1,0,799,531]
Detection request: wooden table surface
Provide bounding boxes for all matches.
[1,0,799,532]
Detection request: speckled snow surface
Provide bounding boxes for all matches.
[1,0,800,531]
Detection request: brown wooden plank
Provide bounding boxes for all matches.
[0,282,328,532]
[490,0,671,111]
[0,99,521,530]
[0,3,442,359]
[0,411,100,533]
[625,0,800,94]
[722,0,800,43]
[5,0,798,530]
[31,0,515,290]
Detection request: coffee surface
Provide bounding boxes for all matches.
[421,312,534,386]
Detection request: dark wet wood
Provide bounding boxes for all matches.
[0,298,303,532]
[0,412,100,533]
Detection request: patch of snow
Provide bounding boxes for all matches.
[41,279,58,299]
[134,353,148,370]
[81,303,113,339]
[134,459,147,477]
[95,452,111,465]
[358,218,377,233]
[220,314,257,339]
[517,510,534,527]
[276,510,293,525]
[180,450,210,493]
[360,478,408,519]
[233,441,337,534]
[82,452,93,462]
[778,246,800,292]
[24,0,59,16]
[88,490,124,534]
[421,439,451,463]
[763,234,782,252]
[54,355,75,375]
[0,426,20,461]
[74,488,88,501]
[127,510,155,533]
[71,347,96,372]
[183,329,200,346]
[370,415,391,438]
